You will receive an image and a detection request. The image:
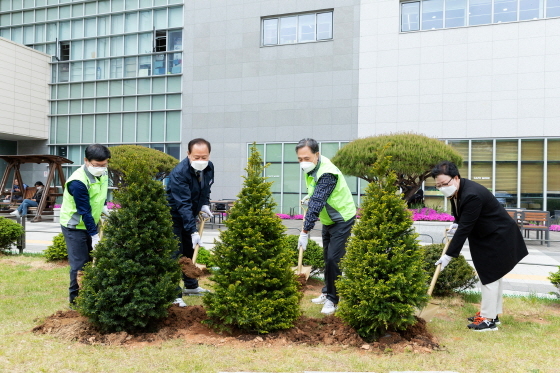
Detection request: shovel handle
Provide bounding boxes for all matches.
[297,245,304,273]
[192,212,211,265]
[427,228,452,297]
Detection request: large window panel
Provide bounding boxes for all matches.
[153,54,166,75]
[448,140,469,180]
[96,98,108,112]
[166,111,180,141]
[95,115,108,143]
[112,0,124,12]
[125,12,138,33]
[123,79,136,95]
[122,113,136,142]
[83,82,95,97]
[112,14,124,34]
[298,13,316,42]
[279,16,297,44]
[519,0,543,20]
[97,81,109,96]
[23,10,33,23]
[137,78,150,94]
[547,139,560,215]
[97,16,110,36]
[23,25,34,44]
[59,5,70,19]
[12,11,22,25]
[422,0,444,30]
[84,61,96,80]
[82,115,94,143]
[445,0,467,27]
[152,95,165,110]
[167,76,181,92]
[317,12,333,40]
[35,24,45,43]
[124,57,137,77]
[69,100,81,114]
[110,36,124,57]
[168,6,183,27]
[82,99,95,113]
[139,10,152,31]
[110,80,122,95]
[137,95,151,110]
[84,39,96,59]
[125,34,138,55]
[496,140,518,207]
[494,0,518,23]
[97,59,110,80]
[548,0,560,17]
[70,62,83,82]
[98,0,110,14]
[72,3,84,17]
[56,117,69,144]
[84,18,97,37]
[265,143,283,162]
[154,8,167,29]
[97,37,109,58]
[263,18,278,45]
[521,139,544,209]
[109,114,121,142]
[123,96,136,111]
[84,1,96,16]
[126,0,139,10]
[166,94,181,109]
[36,9,45,22]
[320,142,340,158]
[69,116,81,143]
[138,32,153,54]
[0,13,11,27]
[137,113,150,142]
[168,30,182,50]
[71,40,83,60]
[152,77,166,93]
[469,0,492,25]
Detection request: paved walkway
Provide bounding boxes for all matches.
[12,219,560,298]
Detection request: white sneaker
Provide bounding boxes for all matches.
[311,293,327,304]
[173,298,187,307]
[182,286,210,296]
[9,210,20,217]
[321,300,337,315]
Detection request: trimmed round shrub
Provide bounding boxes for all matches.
[549,266,560,297]
[196,247,215,267]
[44,233,68,261]
[283,234,324,277]
[422,243,478,296]
[0,216,24,253]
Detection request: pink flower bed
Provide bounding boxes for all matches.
[551,225,560,232]
[107,202,121,209]
[277,208,454,222]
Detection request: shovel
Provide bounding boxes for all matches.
[192,212,211,270]
[416,228,452,321]
[291,204,312,281]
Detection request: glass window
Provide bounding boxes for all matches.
[35,24,45,43]
[46,43,57,56]
[469,0,492,25]
[71,40,83,60]
[496,140,518,207]
[85,1,97,16]
[84,39,96,59]
[23,25,34,44]
[123,79,136,95]
[263,18,278,45]
[494,0,518,23]
[97,59,110,80]
[56,117,69,144]
[422,0,444,30]
[548,0,560,17]
[70,62,83,82]
[69,116,81,143]
[110,36,123,56]
[166,94,181,109]
[126,0,139,10]
[152,95,165,110]
[23,0,33,8]
[154,8,167,29]
[520,0,542,20]
[97,16,110,36]
[122,113,135,142]
[112,0,124,12]
[124,57,137,77]
[23,10,33,23]
[445,0,467,27]
[96,98,108,113]
[83,82,95,97]
[139,10,152,31]
[59,21,70,40]
[139,0,152,7]
[168,30,182,50]
[279,16,297,44]
[46,23,57,42]
[109,97,122,112]
[152,77,166,93]
[46,7,57,21]
[12,11,22,25]
[109,114,121,142]
[97,37,109,58]
[137,95,150,109]
[98,0,110,14]
[125,12,138,33]
[402,2,420,32]
[97,81,109,96]
[57,101,69,114]
[84,18,96,38]
[153,54,166,75]
[84,61,96,80]
[137,112,150,142]
[72,3,84,17]
[521,139,544,209]
[112,14,124,34]
[82,99,94,113]
[95,114,108,143]
[35,9,45,22]
[125,34,138,54]
[137,78,150,94]
[110,58,123,79]
[110,80,123,95]
[82,115,94,142]
[167,76,181,92]
[298,14,316,42]
[320,142,340,158]
[70,83,81,98]
[0,0,11,11]
[123,96,136,111]
[69,100,81,114]
[151,112,165,142]
[168,6,183,28]
[12,0,22,10]
[138,32,152,54]
[59,5,70,19]
[166,111,180,141]
[0,14,11,27]
[317,12,333,40]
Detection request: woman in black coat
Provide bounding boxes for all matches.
[431,161,528,332]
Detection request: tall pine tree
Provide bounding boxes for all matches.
[204,144,301,333]
[337,154,428,341]
[77,160,180,333]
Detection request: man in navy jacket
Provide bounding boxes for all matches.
[167,138,214,307]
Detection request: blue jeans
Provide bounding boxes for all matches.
[18,199,38,216]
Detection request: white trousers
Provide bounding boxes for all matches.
[480,278,503,319]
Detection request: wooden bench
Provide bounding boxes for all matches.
[27,187,59,220]
[520,211,550,247]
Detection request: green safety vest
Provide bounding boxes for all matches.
[60,166,108,230]
[305,155,356,226]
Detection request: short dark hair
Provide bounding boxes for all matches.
[85,144,111,162]
[35,181,44,187]
[188,138,211,153]
[431,161,461,179]
[295,138,319,154]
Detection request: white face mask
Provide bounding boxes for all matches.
[87,166,107,177]
[438,184,457,198]
[191,160,208,171]
[300,161,315,173]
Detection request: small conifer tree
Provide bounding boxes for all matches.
[76,161,180,333]
[337,154,428,341]
[203,144,301,333]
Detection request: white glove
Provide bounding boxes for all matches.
[435,254,453,271]
[191,232,202,247]
[300,195,310,207]
[448,223,458,235]
[102,205,111,216]
[91,234,100,249]
[200,205,213,219]
[298,232,309,251]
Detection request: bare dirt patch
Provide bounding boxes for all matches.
[0,257,68,270]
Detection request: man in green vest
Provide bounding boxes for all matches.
[296,138,356,315]
[60,144,110,307]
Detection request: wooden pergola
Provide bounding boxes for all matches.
[0,155,73,221]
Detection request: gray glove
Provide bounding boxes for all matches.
[200,205,212,219]
[298,232,309,251]
[435,254,453,271]
[191,232,202,247]
[91,234,100,249]
[448,223,458,235]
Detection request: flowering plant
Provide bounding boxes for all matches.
[551,225,560,232]
[107,201,121,209]
[410,208,454,222]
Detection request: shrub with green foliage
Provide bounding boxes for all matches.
[203,144,301,334]
[108,145,179,187]
[0,217,24,253]
[337,154,428,342]
[44,233,68,261]
[196,247,215,267]
[76,162,180,333]
[422,243,478,296]
[331,133,463,202]
[283,234,324,277]
[549,266,560,297]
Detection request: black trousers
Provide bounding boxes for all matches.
[61,225,93,304]
[321,217,355,304]
[172,217,199,296]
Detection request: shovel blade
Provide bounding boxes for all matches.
[415,300,441,322]
[291,266,312,280]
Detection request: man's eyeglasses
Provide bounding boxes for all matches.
[436,177,453,189]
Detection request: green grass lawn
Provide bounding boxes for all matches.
[1,255,559,373]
